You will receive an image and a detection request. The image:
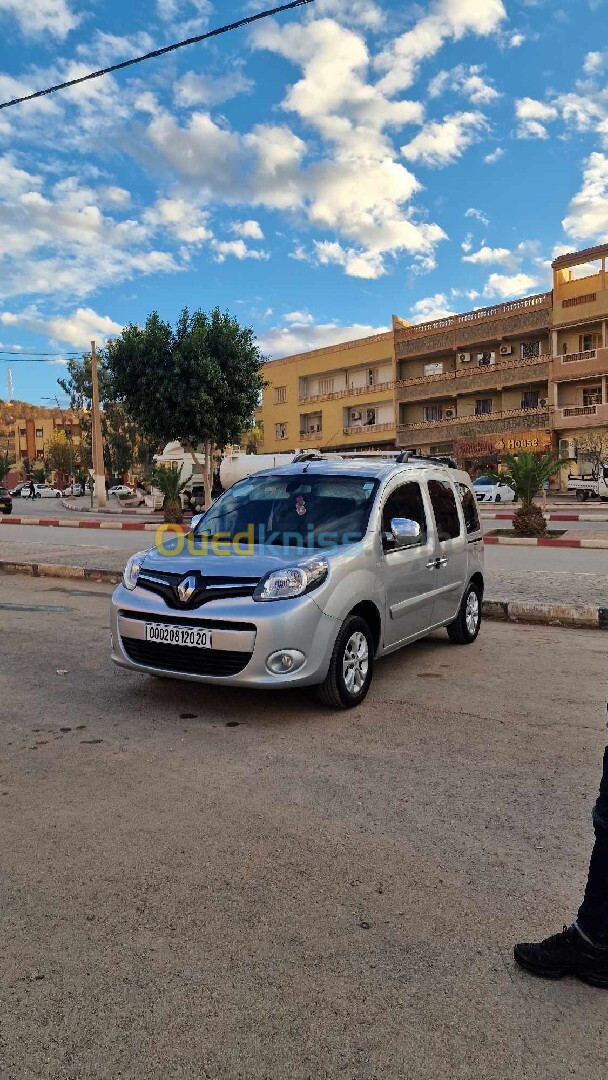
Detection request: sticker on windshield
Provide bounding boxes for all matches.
[295,495,307,516]
[362,482,374,494]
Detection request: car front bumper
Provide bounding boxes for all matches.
[110,584,340,688]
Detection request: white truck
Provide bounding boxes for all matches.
[567,463,608,501]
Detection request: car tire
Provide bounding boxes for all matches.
[575,490,588,503]
[317,615,374,709]
[447,582,482,645]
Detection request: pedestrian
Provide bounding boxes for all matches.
[514,708,608,988]
[29,479,36,499]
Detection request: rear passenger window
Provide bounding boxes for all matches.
[382,481,427,544]
[428,479,461,541]
[457,483,481,535]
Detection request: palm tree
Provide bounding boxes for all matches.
[153,465,189,524]
[491,450,567,537]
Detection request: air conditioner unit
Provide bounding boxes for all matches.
[445,408,456,419]
[499,345,512,356]
[350,410,362,422]
[458,352,471,363]
[559,438,577,460]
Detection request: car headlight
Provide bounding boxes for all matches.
[123,549,149,591]
[253,556,328,602]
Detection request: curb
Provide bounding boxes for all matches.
[61,499,165,516]
[0,516,161,532]
[484,535,608,548]
[480,512,608,522]
[1,560,606,630]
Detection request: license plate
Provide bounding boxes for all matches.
[145,623,212,648]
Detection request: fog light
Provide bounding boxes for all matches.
[266,649,306,675]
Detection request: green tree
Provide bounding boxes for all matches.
[58,355,139,479]
[0,451,14,483]
[153,465,189,524]
[490,450,567,537]
[106,308,266,506]
[45,430,72,480]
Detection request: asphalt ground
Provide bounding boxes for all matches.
[1,577,607,1078]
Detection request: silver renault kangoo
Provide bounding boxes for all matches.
[110,455,484,708]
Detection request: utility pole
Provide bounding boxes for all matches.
[91,340,106,507]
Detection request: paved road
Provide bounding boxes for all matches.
[1,575,607,1080]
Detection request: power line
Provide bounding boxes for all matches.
[0,351,80,358]
[0,0,315,111]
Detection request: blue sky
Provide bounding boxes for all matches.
[0,0,607,404]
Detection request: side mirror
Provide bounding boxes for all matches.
[388,517,422,547]
[190,512,206,533]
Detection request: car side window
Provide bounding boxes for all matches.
[457,482,481,535]
[427,479,462,541]
[382,481,427,546]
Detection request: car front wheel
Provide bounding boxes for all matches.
[447,582,482,645]
[317,615,374,709]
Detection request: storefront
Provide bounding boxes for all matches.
[455,429,554,474]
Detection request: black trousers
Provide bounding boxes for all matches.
[577,744,608,945]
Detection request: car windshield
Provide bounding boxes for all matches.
[196,473,379,550]
[473,477,493,486]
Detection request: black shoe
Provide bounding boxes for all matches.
[514,925,608,988]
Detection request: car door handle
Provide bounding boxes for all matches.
[437,557,448,567]
[426,558,437,571]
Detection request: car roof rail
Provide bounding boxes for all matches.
[396,451,458,469]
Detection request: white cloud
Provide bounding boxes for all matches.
[402,111,488,167]
[231,220,264,240]
[484,272,540,298]
[76,30,155,66]
[0,0,79,39]
[461,232,473,252]
[465,207,490,226]
[174,70,254,108]
[258,318,389,358]
[156,0,211,33]
[428,64,500,105]
[484,146,505,164]
[375,0,506,96]
[313,0,385,29]
[0,306,123,348]
[508,32,525,48]
[562,152,608,242]
[408,293,456,324]
[211,239,270,263]
[463,245,514,266]
[144,196,212,244]
[515,97,558,139]
[584,50,608,75]
[283,311,314,324]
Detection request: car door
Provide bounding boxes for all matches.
[426,477,468,625]
[380,479,437,647]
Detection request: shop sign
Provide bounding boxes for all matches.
[494,430,553,453]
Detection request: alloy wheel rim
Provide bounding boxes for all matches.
[465,590,480,635]
[342,631,369,695]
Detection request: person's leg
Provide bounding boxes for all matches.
[576,746,608,946]
[514,739,608,987]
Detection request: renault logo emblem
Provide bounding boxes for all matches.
[177,574,197,603]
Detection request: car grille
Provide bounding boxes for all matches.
[137,569,258,610]
[121,637,252,677]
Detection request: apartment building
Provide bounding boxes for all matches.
[257,331,397,454]
[394,294,554,471]
[550,243,608,472]
[13,412,83,469]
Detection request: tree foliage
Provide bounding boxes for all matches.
[58,354,140,478]
[153,465,189,524]
[490,450,568,537]
[576,432,608,479]
[45,430,72,477]
[0,451,14,483]
[105,308,265,503]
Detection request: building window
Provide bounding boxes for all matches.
[367,368,376,386]
[36,450,44,460]
[274,386,287,404]
[275,422,287,439]
[318,377,334,395]
[583,387,602,407]
[423,362,443,377]
[35,428,44,438]
[475,399,493,415]
[476,352,495,368]
[580,333,601,353]
[521,390,540,410]
[423,405,442,422]
[19,428,26,438]
[520,340,540,360]
[363,408,377,426]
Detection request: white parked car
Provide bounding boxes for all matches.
[109,484,133,497]
[472,476,516,504]
[23,483,62,499]
[63,483,84,497]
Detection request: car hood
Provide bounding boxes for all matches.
[141,537,324,581]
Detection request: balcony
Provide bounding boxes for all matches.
[298,429,323,444]
[299,380,394,405]
[397,407,550,446]
[342,422,394,437]
[395,293,552,358]
[552,347,608,383]
[396,355,550,402]
[555,402,608,430]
